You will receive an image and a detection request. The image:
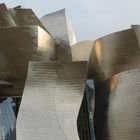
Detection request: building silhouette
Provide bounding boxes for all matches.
[0,3,140,140]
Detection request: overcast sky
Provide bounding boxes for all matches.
[1,0,140,42]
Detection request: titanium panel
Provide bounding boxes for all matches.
[66,16,76,45]
[9,8,46,31]
[88,28,140,82]
[41,9,76,45]
[40,9,76,60]
[132,25,140,48]
[94,68,140,140]
[0,3,16,27]
[0,26,55,96]
[16,61,87,140]
[71,41,94,61]
[0,98,16,140]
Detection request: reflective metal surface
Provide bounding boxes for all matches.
[16,61,87,140]
[0,26,55,96]
[0,3,140,140]
[41,9,76,46]
[41,9,76,61]
[0,4,56,97]
[94,68,140,140]
[71,41,94,61]
[88,28,140,82]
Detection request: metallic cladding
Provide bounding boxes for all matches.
[40,9,76,61]
[16,61,87,140]
[71,40,94,61]
[0,26,55,96]
[88,28,140,82]
[0,3,140,140]
[9,7,48,32]
[40,9,76,46]
[94,68,140,140]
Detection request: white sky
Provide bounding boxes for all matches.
[1,0,140,41]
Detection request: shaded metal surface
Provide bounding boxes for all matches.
[0,26,55,96]
[94,68,140,140]
[0,3,47,31]
[0,98,16,140]
[88,28,140,82]
[9,7,47,32]
[41,9,76,46]
[16,61,87,140]
[0,3,16,27]
[41,9,76,61]
[71,41,94,61]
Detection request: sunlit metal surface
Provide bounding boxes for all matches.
[16,61,87,140]
[94,68,140,140]
[88,28,140,82]
[71,41,94,61]
[41,9,76,46]
[40,9,76,61]
[0,98,16,140]
[0,3,140,140]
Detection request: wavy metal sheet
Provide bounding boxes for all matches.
[94,68,140,140]
[16,61,87,140]
[88,28,140,82]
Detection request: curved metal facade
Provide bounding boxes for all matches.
[41,9,76,46]
[70,27,140,139]
[0,3,140,140]
[16,61,87,140]
[88,28,140,82]
[71,41,94,61]
[0,4,55,97]
[0,26,55,97]
[94,68,140,140]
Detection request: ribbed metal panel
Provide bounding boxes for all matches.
[94,68,140,140]
[16,61,87,140]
